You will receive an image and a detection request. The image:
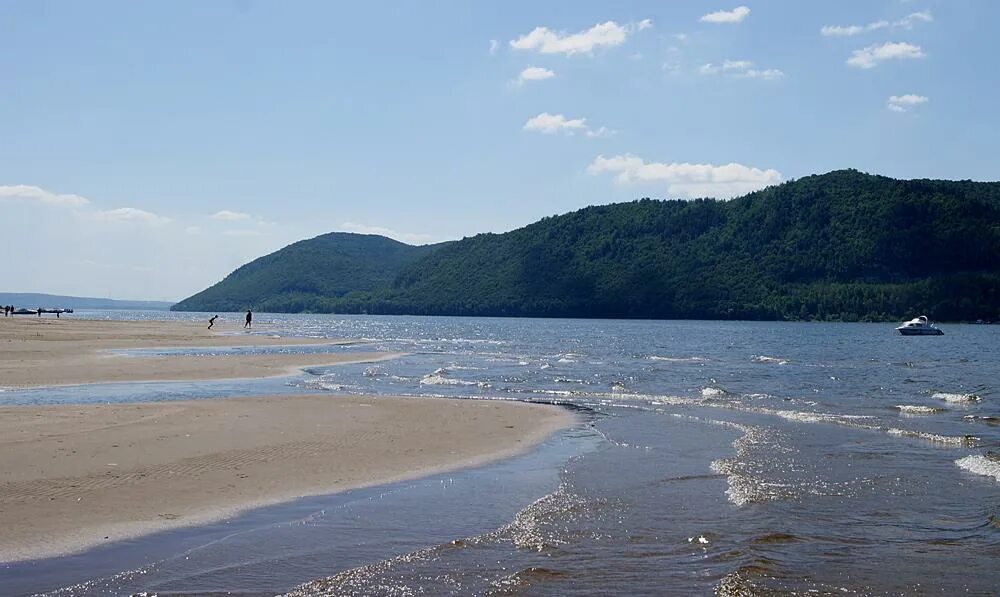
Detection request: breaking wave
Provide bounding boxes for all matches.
[955,455,1000,482]
[751,355,789,365]
[894,405,945,415]
[419,371,491,388]
[701,387,729,398]
[643,355,706,363]
[933,392,981,403]
[886,428,978,447]
[964,415,1000,426]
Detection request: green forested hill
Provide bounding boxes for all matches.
[171,233,444,312]
[173,170,1000,320]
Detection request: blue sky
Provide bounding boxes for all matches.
[1,0,996,301]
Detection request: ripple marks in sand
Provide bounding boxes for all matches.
[0,440,352,504]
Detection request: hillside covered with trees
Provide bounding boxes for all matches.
[171,233,445,312]
[173,170,1000,321]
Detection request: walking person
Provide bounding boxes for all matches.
[244,310,252,329]
[208,315,219,330]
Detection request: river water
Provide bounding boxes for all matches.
[2,312,997,595]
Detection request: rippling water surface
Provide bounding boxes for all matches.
[2,311,998,595]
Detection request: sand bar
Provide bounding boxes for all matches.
[0,318,391,388]
[0,393,573,563]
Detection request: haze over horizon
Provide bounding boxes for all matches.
[2,1,996,301]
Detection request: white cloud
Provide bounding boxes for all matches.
[510,20,649,55]
[0,185,90,207]
[822,11,932,37]
[522,113,615,138]
[516,66,555,85]
[588,154,783,198]
[847,41,924,68]
[700,59,753,74]
[897,10,933,28]
[821,21,888,37]
[700,60,784,80]
[92,207,171,226]
[738,68,785,80]
[700,6,750,24]
[489,39,499,55]
[0,183,301,301]
[586,126,616,138]
[340,222,436,245]
[210,209,252,221]
[523,112,588,134]
[887,94,928,112]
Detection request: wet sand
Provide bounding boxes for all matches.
[0,393,573,563]
[0,318,391,388]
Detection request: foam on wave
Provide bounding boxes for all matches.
[643,355,706,363]
[933,392,981,403]
[751,355,789,365]
[955,455,1000,482]
[886,428,978,447]
[419,373,491,389]
[894,405,944,414]
[700,387,729,398]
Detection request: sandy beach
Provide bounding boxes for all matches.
[0,393,571,563]
[0,317,391,388]
[0,318,575,564]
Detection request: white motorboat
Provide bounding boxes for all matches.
[896,315,944,336]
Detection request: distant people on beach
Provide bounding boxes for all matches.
[245,310,252,329]
[37,307,42,317]
[3,305,9,317]
[208,315,219,330]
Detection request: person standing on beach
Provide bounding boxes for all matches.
[244,310,252,329]
[208,315,218,330]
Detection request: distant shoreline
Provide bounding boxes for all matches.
[0,292,174,311]
[163,307,992,325]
